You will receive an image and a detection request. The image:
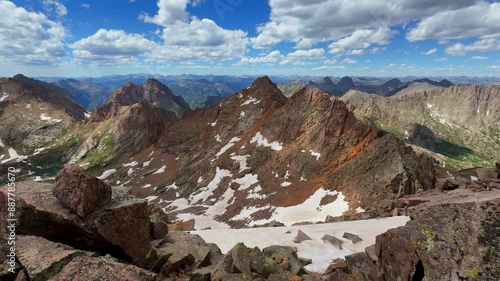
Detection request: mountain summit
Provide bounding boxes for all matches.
[105,79,190,117]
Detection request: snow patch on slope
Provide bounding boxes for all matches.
[216,137,241,158]
[241,97,261,106]
[97,169,117,180]
[193,216,410,273]
[40,114,62,123]
[250,188,349,227]
[251,132,283,151]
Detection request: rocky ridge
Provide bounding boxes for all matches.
[67,76,437,229]
[340,84,500,169]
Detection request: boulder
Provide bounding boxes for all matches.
[15,235,91,281]
[0,182,153,267]
[150,214,169,240]
[374,226,419,280]
[325,258,348,274]
[212,243,284,281]
[342,232,363,244]
[52,164,112,217]
[476,168,498,181]
[344,252,376,280]
[157,243,210,276]
[49,256,157,281]
[321,235,343,250]
[293,230,312,243]
[443,178,461,190]
[262,246,304,275]
[364,245,378,262]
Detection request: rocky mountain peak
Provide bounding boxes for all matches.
[245,76,287,106]
[103,79,190,117]
[322,76,335,85]
[437,79,453,87]
[336,76,355,90]
[251,75,274,87]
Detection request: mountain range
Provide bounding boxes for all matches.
[0,74,498,226]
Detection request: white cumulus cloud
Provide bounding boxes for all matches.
[251,0,477,49]
[69,29,157,65]
[142,0,249,61]
[407,2,500,41]
[0,1,68,65]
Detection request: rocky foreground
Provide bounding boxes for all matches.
[1,164,499,281]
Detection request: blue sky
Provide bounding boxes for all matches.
[0,0,499,77]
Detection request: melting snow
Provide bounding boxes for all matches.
[40,114,62,123]
[241,97,261,106]
[143,159,152,167]
[281,181,292,187]
[153,165,167,174]
[0,85,8,102]
[123,161,139,167]
[0,139,4,147]
[246,185,267,200]
[210,119,218,127]
[145,195,158,202]
[198,176,204,183]
[250,132,283,151]
[143,184,152,189]
[239,111,245,118]
[231,173,259,190]
[97,169,117,180]
[193,216,410,273]
[26,104,31,109]
[356,207,365,213]
[230,155,250,172]
[190,167,232,203]
[309,150,321,160]
[1,148,28,164]
[84,112,91,118]
[32,148,46,156]
[251,188,349,227]
[33,176,43,182]
[214,134,222,143]
[216,137,241,158]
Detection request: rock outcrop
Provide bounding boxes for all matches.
[0,181,153,267]
[52,164,112,217]
[325,189,500,280]
[14,235,157,281]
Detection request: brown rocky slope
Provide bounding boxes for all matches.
[90,76,436,228]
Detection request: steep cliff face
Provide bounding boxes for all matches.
[341,85,500,169]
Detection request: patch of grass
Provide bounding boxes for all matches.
[465,267,479,280]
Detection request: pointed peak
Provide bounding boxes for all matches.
[251,76,274,87]
[145,78,163,85]
[323,76,335,85]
